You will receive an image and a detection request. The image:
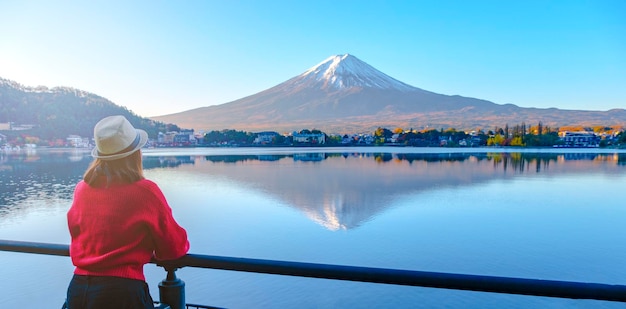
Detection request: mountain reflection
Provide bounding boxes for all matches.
[2,150,625,230]
[143,151,626,230]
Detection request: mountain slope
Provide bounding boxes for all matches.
[0,77,175,140]
[154,54,624,132]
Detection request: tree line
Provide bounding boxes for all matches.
[199,123,626,148]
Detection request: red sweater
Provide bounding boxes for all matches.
[67,178,190,281]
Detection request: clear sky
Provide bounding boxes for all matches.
[1,0,624,117]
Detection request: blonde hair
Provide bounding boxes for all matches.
[84,150,144,186]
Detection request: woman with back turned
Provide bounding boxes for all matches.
[65,115,190,308]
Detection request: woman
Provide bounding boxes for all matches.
[65,115,189,309]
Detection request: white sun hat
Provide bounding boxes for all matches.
[91,115,148,161]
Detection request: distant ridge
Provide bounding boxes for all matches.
[152,54,625,133]
[0,77,174,140]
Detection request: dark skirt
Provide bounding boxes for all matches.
[65,274,154,309]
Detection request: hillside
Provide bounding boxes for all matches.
[153,54,626,133]
[0,77,177,141]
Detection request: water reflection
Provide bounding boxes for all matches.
[141,151,625,230]
[142,156,196,169]
[143,152,626,170]
[142,152,626,177]
[2,149,625,230]
[0,150,91,219]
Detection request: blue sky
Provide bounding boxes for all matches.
[0,0,624,117]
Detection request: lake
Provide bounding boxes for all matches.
[1,147,626,308]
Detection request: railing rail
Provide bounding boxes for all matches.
[3,239,626,308]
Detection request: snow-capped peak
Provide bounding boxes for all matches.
[298,54,417,91]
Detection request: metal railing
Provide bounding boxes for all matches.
[2,239,626,309]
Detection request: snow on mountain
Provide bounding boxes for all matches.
[292,54,419,92]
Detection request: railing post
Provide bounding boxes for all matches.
[158,266,185,309]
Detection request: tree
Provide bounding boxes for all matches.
[374,127,392,145]
[510,136,525,146]
[326,135,342,145]
[23,135,40,145]
[487,134,505,146]
[202,129,255,145]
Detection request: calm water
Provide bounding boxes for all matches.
[2,147,626,308]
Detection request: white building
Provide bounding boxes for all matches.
[292,132,325,145]
[254,132,279,145]
[66,135,90,148]
[558,131,599,147]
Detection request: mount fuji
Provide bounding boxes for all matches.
[153,54,625,133]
